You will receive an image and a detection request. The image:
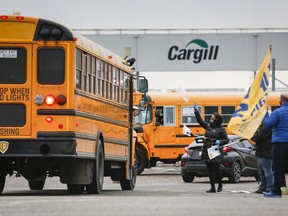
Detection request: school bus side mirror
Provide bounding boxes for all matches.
[133,106,141,116]
[138,78,148,94]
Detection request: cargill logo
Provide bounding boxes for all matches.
[168,39,219,63]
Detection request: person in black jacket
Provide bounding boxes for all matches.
[194,103,229,193]
[251,123,273,194]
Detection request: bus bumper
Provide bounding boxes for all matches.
[0,138,76,157]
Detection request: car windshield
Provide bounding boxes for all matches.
[134,104,152,125]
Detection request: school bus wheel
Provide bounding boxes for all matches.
[0,174,5,194]
[135,147,147,175]
[86,139,105,194]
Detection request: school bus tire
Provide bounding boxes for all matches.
[86,140,104,194]
[120,166,136,190]
[135,147,147,175]
[67,184,85,194]
[0,174,5,194]
[28,180,45,190]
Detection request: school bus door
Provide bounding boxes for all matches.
[0,45,32,137]
[153,106,177,158]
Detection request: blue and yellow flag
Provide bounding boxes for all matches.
[227,46,272,139]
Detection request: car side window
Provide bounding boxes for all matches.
[241,140,254,149]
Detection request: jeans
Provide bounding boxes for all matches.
[257,157,274,192]
[272,142,288,195]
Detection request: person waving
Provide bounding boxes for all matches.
[194,102,229,193]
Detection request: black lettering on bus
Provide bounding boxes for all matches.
[0,128,20,135]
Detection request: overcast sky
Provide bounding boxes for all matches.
[1,0,287,91]
[2,0,288,29]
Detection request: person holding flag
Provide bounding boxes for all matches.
[262,93,288,198]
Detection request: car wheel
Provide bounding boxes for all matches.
[182,174,195,183]
[228,161,241,183]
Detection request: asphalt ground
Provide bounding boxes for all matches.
[0,163,287,216]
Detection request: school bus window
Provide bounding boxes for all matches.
[82,52,87,91]
[271,106,280,111]
[91,56,96,94]
[164,106,175,126]
[123,73,129,104]
[97,59,104,97]
[0,104,26,127]
[87,54,92,93]
[104,63,108,98]
[155,107,164,125]
[120,71,129,104]
[108,65,113,100]
[204,106,218,122]
[76,49,82,89]
[113,67,119,102]
[38,48,64,84]
[0,48,26,84]
[181,106,202,125]
[221,106,235,124]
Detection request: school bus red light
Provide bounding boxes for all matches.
[56,95,66,105]
[46,116,53,123]
[58,124,63,129]
[0,16,8,20]
[16,16,24,20]
[73,37,78,41]
[45,94,56,105]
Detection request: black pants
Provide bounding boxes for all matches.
[206,162,222,187]
[272,142,288,194]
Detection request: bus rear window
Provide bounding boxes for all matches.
[0,104,26,126]
[0,48,26,84]
[38,48,65,84]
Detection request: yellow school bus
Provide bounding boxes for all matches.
[133,91,281,174]
[0,15,148,194]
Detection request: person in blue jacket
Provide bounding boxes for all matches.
[263,92,288,198]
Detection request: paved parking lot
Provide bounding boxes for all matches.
[0,163,287,216]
